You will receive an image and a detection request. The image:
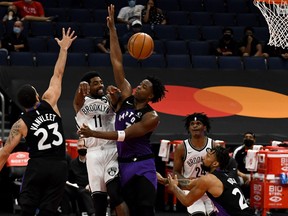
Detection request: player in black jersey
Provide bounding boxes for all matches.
[167,146,255,216]
[0,28,77,216]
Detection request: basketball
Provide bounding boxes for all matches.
[128,32,154,60]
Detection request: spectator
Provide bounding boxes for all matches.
[141,0,166,27]
[117,0,144,29]
[173,113,216,216]
[0,20,29,52]
[61,138,96,216]
[97,27,125,54]
[264,45,288,60]
[2,5,20,23]
[215,27,238,56]
[121,19,142,52]
[239,26,265,57]
[232,131,256,199]
[0,0,55,22]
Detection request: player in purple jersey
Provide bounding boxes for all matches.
[78,4,166,216]
[0,28,76,216]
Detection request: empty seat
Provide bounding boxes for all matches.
[28,37,48,53]
[218,56,243,70]
[188,41,211,55]
[93,9,109,23]
[230,26,245,41]
[141,24,154,38]
[45,8,68,22]
[227,0,250,13]
[165,40,189,55]
[236,13,260,27]
[177,26,200,41]
[66,53,88,66]
[140,54,166,68]
[30,22,55,38]
[71,38,95,53]
[0,50,8,65]
[36,52,58,66]
[153,40,165,54]
[55,22,81,38]
[157,0,180,11]
[190,12,213,26]
[88,53,111,67]
[243,56,267,70]
[9,52,35,66]
[253,27,270,42]
[201,26,222,41]
[37,0,58,8]
[47,38,60,52]
[81,23,105,38]
[268,57,288,70]
[122,53,140,67]
[191,55,218,69]
[213,13,236,26]
[166,54,191,68]
[166,11,190,25]
[204,0,227,12]
[83,0,107,9]
[153,25,178,40]
[68,9,93,23]
[179,0,204,12]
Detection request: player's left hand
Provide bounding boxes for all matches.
[78,124,94,138]
[167,174,179,189]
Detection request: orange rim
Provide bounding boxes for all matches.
[254,0,288,4]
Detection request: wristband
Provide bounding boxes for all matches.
[117,130,125,142]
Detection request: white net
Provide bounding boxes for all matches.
[254,0,288,48]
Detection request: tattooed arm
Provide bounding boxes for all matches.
[0,119,27,171]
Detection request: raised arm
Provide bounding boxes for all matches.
[42,28,77,115]
[107,5,132,100]
[0,1,13,6]
[73,81,89,113]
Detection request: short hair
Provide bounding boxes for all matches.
[222,27,233,34]
[244,26,254,33]
[146,76,166,103]
[80,71,101,84]
[184,112,211,133]
[209,146,230,170]
[243,131,256,139]
[17,84,37,109]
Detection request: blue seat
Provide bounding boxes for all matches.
[153,25,178,40]
[227,0,250,13]
[166,54,191,68]
[190,12,213,26]
[81,23,105,38]
[0,50,8,65]
[230,26,245,41]
[153,40,165,54]
[37,0,58,8]
[179,0,204,12]
[201,26,222,41]
[213,13,236,26]
[68,9,93,23]
[88,53,111,67]
[47,38,60,52]
[55,22,81,38]
[268,57,288,70]
[177,26,200,41]
[188,41,211,55]
[140,54,166,68]
[45,8,68,22]
[236,13,260,27]
[157,0,180,11]
[71,38,95,53]
[27,37,48,53]
[166,11,190,25]
[243,57,267,70]
[36,52,58,66]
[254,27,270,42]
[218,56,243,70]
[141,24,154,38]
[9,52,35,66]
[67,53,88,66]
[122,53,141,67]
[30,22,55,38]
[204,0,227,12]
[83,0,107,9]
[93,9,108,23]
[191,55,218,69]
[165,40,189,55]
[115,24,129,38]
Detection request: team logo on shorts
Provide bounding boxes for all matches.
[107,167,118,176]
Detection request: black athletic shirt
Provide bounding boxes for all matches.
[206,170,255,216]
[20,100,66,159]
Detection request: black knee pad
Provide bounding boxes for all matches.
[106,177,124,208]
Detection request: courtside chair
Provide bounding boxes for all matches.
[27,37,48,53]
[0,50,8,65]
[157,0,180,11]
[213,13,236,26]
[191,55,218,69]
[45,8,68,22]
[165,40,189,55]
[236,13,260,27]
[179,0,204,12]
[201,26,223,41]
[70,38,95,54]
[268,57,288,70]
[68,9,93,23]
[166,54,192,68]
[166,11,190,25]
[218,56,244,70]
[140,54,166,68]
[122,53,141,68]
[243,56,267,70]
[81,23,105,38]
[66,53,88,67]
[9,52,35,66]
[203,0,227,13]
[29,21,55,38]
[88,53,111,67]
[188,41,211,56]
[36,52,58,66]
[177,25,200,41]
[190,12,213,26]
[153,25,178,41]
[226,0,250,13]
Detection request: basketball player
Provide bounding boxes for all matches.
[167,146,255,216]
[78,4,167,216]
[173,112,216,216]
[0,28,77,215]
[74,72,129,216]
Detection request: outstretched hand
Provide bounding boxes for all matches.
[78,124,94,138]
[55,27,77,51]
[167,174,179,191]
[107,4,115,30]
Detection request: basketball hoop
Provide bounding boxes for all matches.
[254,0,288,48]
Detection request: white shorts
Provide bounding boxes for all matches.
[86,146,119,193]
[185,191,215,215]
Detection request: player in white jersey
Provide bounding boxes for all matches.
[173,113,216,216]
[74,71,129,216]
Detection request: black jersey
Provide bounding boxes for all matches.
[20,100,66,159]
[207,170,255,216]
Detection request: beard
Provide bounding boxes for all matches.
[201,163,211,173]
